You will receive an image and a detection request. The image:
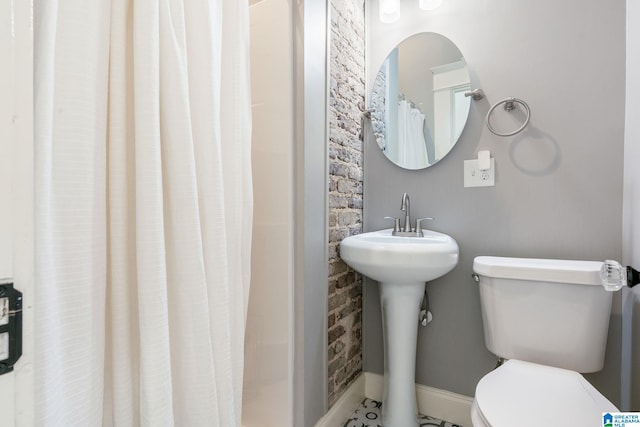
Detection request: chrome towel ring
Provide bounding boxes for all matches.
[486,97,531,137]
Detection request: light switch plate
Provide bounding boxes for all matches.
[464,158,495,187]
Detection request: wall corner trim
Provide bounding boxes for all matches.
[314,374,365,427]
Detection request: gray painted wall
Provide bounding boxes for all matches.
[364,0,626,405]
[397,32,462,141]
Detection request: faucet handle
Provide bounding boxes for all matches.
[384,216,401,232]
[415,217,434,235]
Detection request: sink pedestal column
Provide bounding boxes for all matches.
[379,281,425,427]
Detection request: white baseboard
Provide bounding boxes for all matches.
[315,372,473,427]
[415,383,474,427]
[315,374,365,427]
[364,372,473,427]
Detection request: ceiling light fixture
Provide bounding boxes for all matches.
[379,0,400,23]
[419,0,443,11]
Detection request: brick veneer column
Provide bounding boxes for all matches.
[327,0,365,408]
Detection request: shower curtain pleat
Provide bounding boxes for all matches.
[219,1,253,422]
[397,100,429,169]
[34,1,111,424]
[104,0,139,424]
[34,0,252,425]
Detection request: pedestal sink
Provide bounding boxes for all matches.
[340,228,459,427]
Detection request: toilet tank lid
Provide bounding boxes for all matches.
[473,256,603,286]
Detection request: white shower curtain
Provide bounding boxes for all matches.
[34,0,252,425]
[397,100,429,169]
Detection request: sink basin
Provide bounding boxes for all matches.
[339,227,459,426]
[340,228,459,283]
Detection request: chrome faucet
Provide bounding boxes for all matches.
[401,192,411,232]
[384,192,434,237]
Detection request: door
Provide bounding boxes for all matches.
[0,0,34,425]
[623,1,640,411]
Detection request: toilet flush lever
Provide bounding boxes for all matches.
[600,260,640,291]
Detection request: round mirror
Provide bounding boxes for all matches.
[370,33,471,170]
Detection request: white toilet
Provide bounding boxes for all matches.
[471,256,619,427]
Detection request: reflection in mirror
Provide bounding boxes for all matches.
[370,32,471,170]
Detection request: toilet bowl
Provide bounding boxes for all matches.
[470,360,618,427]
[472,256,619,427]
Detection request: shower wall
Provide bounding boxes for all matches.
[244,0,294,425]
[327,0,365,408]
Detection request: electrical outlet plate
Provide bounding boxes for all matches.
[464,158,495,187]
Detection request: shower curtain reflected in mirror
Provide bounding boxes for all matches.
[396,99,430,169]
[34,0,252,425]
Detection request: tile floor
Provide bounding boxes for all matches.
[343,398,463,427]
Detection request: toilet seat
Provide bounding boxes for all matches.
[472,359,618,427]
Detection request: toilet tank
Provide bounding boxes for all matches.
[473,256,613,373]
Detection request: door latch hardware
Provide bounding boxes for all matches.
[0,282,22,375]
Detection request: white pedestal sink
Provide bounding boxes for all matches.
[340,228,459,427]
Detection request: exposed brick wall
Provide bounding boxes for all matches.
[327,0,365,408]
[371,67,387,147]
